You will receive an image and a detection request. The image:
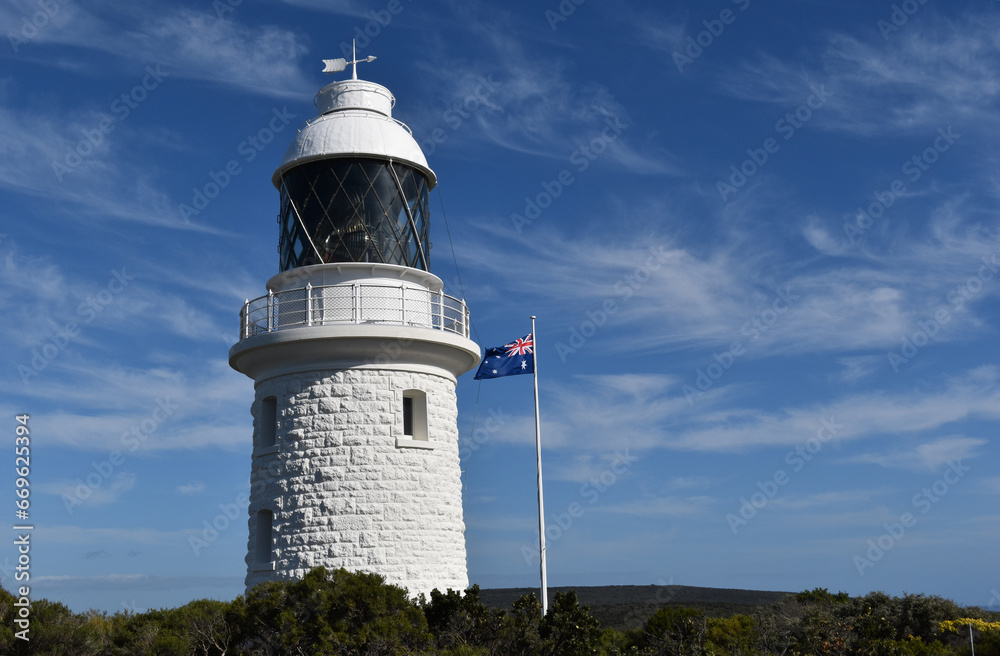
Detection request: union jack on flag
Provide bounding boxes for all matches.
[504,334,534,356]
[474,333,535,379]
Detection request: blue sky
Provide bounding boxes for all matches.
[1,0,999,614]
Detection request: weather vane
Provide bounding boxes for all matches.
[322,39,376,81]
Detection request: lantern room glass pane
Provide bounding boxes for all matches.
[278,158,430,272]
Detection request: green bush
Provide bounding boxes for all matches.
[0,575,992,656]
[640,606,707,656]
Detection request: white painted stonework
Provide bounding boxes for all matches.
[230,72,480,598]
[245,368,468,596]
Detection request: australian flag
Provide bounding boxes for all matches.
[474,333,535,379]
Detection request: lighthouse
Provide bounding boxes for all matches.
[228,54,480,596]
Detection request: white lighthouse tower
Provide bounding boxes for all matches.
[228,55,480,595]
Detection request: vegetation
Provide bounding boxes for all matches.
[2,574,998,655]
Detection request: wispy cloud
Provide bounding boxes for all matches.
[830,356,883,384]
[627,10,688,56]
[718,11,1000,136]
[842,435,986,471]
[276,0,372,18]
[38,473,136,506]
[0,249,232,356]
[666,366,1000,452]
[464,207,1000,357]
[0,356,251,453]
[35,524,190,546]
[410,3,679,175]
[176,482,207,496]
[598,495,715,517]
[1,1,313,99]
[0,105,207,230]
[486,367,1000,455]
[32,572,242,592]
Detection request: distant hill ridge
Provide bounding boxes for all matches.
[478,584,794,610]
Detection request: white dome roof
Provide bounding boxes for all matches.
[272,79,436,189]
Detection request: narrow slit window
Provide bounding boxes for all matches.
[259,396,277,449]
[403,396,414,437]
[402,390,427,441]
[256,510,273,563]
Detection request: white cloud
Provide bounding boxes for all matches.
[768,488,889,511]
[463,180,1000,360]
[408,4,680,176]
[663,476,715,491]
[0,105,209,230]
[37,473,136,506]
[463,226,953,358]
[1,1,313,99]
[802,216,851,257]
[668,367,1000,452]
[718,12,1000,136]
[484,367,1000,456]
[276,0,373,18]
[843,435,987,471]
[831,356,883,384]
[598,495,715,517]
[0,357,252,453]
[31,573,241,592]
[628,10,688,56]
[34,524,190,545]
[176,482,207,496]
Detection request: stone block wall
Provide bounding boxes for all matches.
[244,368,468,596]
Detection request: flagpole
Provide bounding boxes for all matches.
[531,315,548,616]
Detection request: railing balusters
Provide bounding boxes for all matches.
[238,283,468,340]
[305,284,312,326]
[400,284,406,325]
[267,290,273,333]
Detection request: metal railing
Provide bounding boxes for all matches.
[239,281,470,340]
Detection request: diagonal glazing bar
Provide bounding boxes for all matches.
[280,177,325,264]
[387,162,428,270]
